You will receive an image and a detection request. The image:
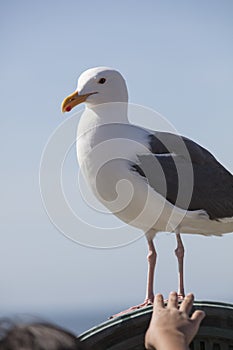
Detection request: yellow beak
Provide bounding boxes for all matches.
[61,91,95,113]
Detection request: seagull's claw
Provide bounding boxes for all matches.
[109,298,153,319]
[177,293,185,300]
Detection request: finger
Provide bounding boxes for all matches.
[191,310,206,326]
[167,291,178,309]
[179,293,194,314]
[154,293,165,310]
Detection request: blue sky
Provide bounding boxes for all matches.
[1,0,233,333]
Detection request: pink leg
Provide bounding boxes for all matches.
[145,238,157,303]
[110,237,157,318]
[175,230,185,298]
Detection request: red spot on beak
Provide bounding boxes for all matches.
[66,106,72,112]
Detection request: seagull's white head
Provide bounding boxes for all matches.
[61,67,128,112]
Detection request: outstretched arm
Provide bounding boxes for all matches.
[145,292,205,350]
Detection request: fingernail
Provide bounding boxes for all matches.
[187,293,194,299]
[170,291,177,295]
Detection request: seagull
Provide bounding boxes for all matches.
[61,67,233,312]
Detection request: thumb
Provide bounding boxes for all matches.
[191,310,206,328]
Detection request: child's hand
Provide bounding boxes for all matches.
[145,292,205,350]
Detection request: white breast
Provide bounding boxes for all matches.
[76,107,150,186]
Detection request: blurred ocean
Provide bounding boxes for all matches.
[0,307,122,336]
[45,309,113,335]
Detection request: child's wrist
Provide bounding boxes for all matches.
[154,330,189,350]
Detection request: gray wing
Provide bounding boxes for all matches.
[131,131,233,220]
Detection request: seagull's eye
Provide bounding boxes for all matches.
[98,78,106,84]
